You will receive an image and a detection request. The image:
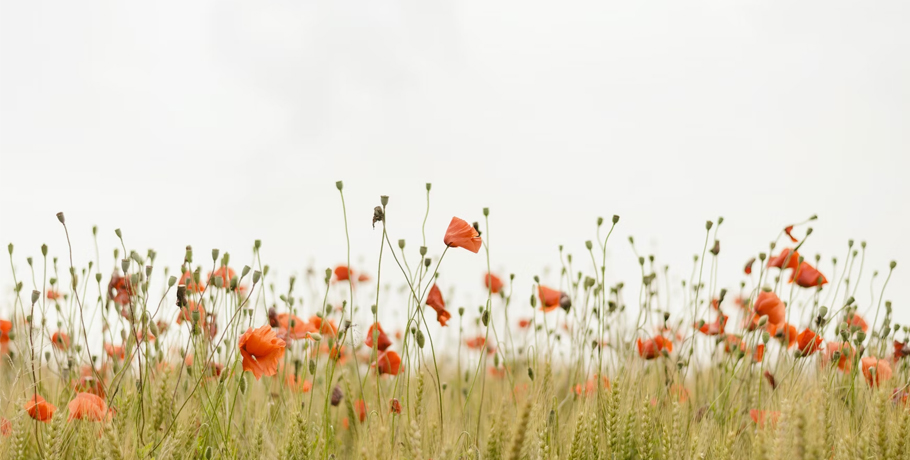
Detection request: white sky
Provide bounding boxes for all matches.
[1,1,909,332]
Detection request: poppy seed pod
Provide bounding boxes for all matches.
[335,181,343,190]
[398,239,405,249]
[483,207,489,217]
[31,290,40,304]
[559,293,572,312]
[331,386,343,406]
[115,228,122,238]
[56,212,65,224]
[380,195,389,206]
[121,259,130,273]
[705,221,713,230]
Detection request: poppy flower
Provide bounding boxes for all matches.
[465,336,486,349]
[426,284,451,327]
[354,400,368,423]
[276,313,317,341]
[538,286,571,313]
[518,319,531,329]
[861,357,892,387]
[790,262,828,288]
[0,418,10,437]
[669,384,689,403]
[825,342,855,372]
[489,366,507,378]
[894,340,910,361]
[72,375,105,398]
[176,301,206,326]
[51,331,70,350]
[767,249,801,271]
[751,291,786,329]
[177,270,205,293]
[67,392,109,422]
[484,273,504,294]
[308,316,338,337]
[238,325,286,380]
[784,225,798,243]
[845,312,868,333]
[334,266,353,282]
[752,344,765,363]
[365,323,392,352]
[744,257,756,275]
[210,266,236,288]
[636,336,673,360]
[46,290,62,301]
[767,322,797,349]
[443,217,482,253]
[723,335,746,354]
[285,374,312,393]
[750,410,780,428]
[24,394,55,422]
[374,351,402,375]
[695,315,727,336]
[390,398,402,414]
[796,328,823,356]
[0,319,11,342]
[107,272,133,305]
[104,343,125,360]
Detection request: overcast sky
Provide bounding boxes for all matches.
[1,1,908,331]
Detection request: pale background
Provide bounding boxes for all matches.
[1,1,908,334]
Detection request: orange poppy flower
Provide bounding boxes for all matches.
[767,249,800,271]
[374,351,402,375]
[796,328,823,356]
[104,343,125,360]
[285,374,312,393]
[861,357,892,387]
[637,336,673,360]
[845,312,868,333]
[766,322,797,349]
[0,319,11,342]
[107,272,133,306]
[465,336,486,349]
[484,273,504,294]
[276,313,317,341]
[72,375,105,398]
[426,284,451,327]
[238,325,286,380]
[334,265,353,282]
[573,376,610,396]
[24,394,55,422]
[46,290,62,300]
[538,285,570,313]
[354,400,367,423]
[752,344,765,363]
[365,323,392,351]
[894,340,910,361]
[669,384,689,403]
[308,316,338,337]
[0,418,10,437]
[695,315,728,336]
[724,334,746,354]
[177,270,205,293]
[825,342,855,372]
[790,262,828,288]
[67,392,109,422]
[518,318,531,329]
[751,291,785,329]
[784,225,798,243]
[444,217,482,253]
[51,331,70,350]
[750,409,780,428]
[390,398,402,414]
[176,301,206,326]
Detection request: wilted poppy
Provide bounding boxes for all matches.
[767,249,800,271]
[894,340,910,361]
[239,325,286,380]
[426,284,451,326]
[637,336,673,360]
[484,273,504,294]
[790,262,828,288]
[24,394,55,422]
[67,392,108,422]
[444,217,482,253]
[374,351,402,375]
[861,357,892,387]
[51,331,70,351]
[365,323,392,351]
[796,328,823,356]
[750,409,780,428]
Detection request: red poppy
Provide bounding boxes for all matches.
[374,351,402,375]
[107,272,133,306]
[750,410,780,428]
[861,357,892,387]
[177,270,205,293]
[176,301,205,325]
[767,249,800,271]
[0,319,10,343]
[752,344,765,363]
[426,284,451,326]
[517,318,531,329]
[67,392,109,422]
[210,266,237,289]
[365,323,392,352]
[353,399,367,422]
[285,374,312,393]
[72,375,105,398]
[443,217,482,253]
[51,331,70,351]
[465,336,486,349]
[636,336,673,360]
[724,335,746,354]
[308,316,338,337]
[695,315,727,336]
[669,384,689,403]
[573,376,610,396]
[104,343,125,360]
[825,342,855,372]
[751,291,786,330]
[784,225,798,243]
[538,285,569,313]
[796,328,823,356]
[334,266,353,282]
[744,257,756,275]
[790,262,828,288]
[276,313,317,341]
[894,340,910,361]
[46,290,62,301]
[845,312,868,333]
[238,325,286,380]
[767,322,797,349]
[24,394,55,422]
[484,273,504,294]
[390,398,402,414]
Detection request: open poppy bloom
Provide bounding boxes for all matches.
[239,325,286,380]
[637,336,673,360]
[426,284,451,326]
[861,357,892,387]
[767,249,801,271]
[390,398,402,414]
[276,313,317,341]
[67,392,109,422]
[538,285,570,313]
[177,270,205,293]
[365,323,392,351]
[696,315,728,336]
[484,273,504,294]
[46,290,62,300]
[750,409,780,428]
[25,394,55,422]
[285,374,312,393]
[308,316,338,337]
[518,318,532,329]
[374,350,402,375]
[766,322,797,349]
[104,343,125,360]
[750,291,786,330]
[894,340,910,361]
[825,342,855,372]
[752,344,765,363]
[845,312,868,333]
[723,334,746,354]
[334,265,354,282]
[796,328,823,356]
[0,319,10,355]
[790,262,828,288]
[443,217,482,253]
[465,336,486,349]
[51,331,70,350]
[107,272,133,306]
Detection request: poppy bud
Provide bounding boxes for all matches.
[239,374,247,394]
[559,293,572,312]
[483,207,489,217]
[381,195,389,206]
[40,243,49,257]
[705,221,713,230]
[612,215,620,224]
[806,227,813,236]
[855,331,866,343]
[818,306,828,318]
[762,331,771,343]
[185,246,193,263]
[114,228,122,239]
[230,276,238,290]
[416,330,425,349]
[424,258,431,268]
[585,241,593,250]
[55,212,66,224]
[309,359,316,375]
[482,311,490,326]
[31,290,40,304]
[891,261,897,269]
[845,296,855,306]
[758,316,768,327]
[309,333,323,342]
[205,446,213,460]
[214,276,223,289]
[7,243,12,255]
[663,312,670,321]
[331,386,343,406]
[530,295,537,308]
[419,246,427,256]
[335,181,343,190]
[398,239,405,249]
[425,183,431,191]
[597,217,603,226]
